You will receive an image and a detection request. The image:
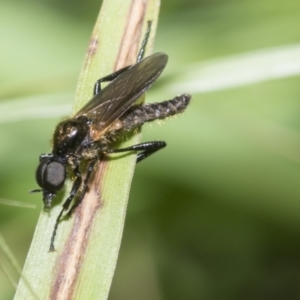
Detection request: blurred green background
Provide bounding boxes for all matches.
[1,0,300,299]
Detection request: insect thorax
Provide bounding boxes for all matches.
[52,117,90,156]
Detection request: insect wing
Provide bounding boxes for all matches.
[75,52,168,133]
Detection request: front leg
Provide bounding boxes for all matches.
[50,164,82,251]
[67,159,97,216]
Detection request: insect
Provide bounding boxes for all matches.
[31,22,191,251]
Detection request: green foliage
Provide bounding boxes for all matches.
[1,0,300,299]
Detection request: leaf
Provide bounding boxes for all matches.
[14,0,161,299]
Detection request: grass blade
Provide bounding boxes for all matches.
[14,0,160,299]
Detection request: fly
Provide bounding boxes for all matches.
[31,21,191,251]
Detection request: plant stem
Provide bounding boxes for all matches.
[14,0,160,299]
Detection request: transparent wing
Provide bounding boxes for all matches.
[75,52,168,133]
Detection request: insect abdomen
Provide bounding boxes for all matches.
[122,93,191,130]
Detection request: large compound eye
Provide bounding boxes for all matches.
[36,160,66,193]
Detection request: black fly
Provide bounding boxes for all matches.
[31,22,191,251]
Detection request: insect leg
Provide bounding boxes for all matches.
[93,66,131,95]
[67,159,97,216]
[49,164,82,251]
[136,20,152,63]
[106,141,166,163]
[93,20,152,95]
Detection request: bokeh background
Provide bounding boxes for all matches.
[1,0,300,299]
